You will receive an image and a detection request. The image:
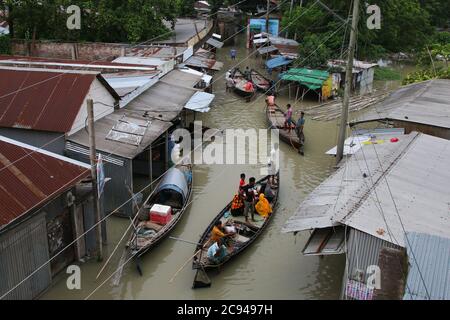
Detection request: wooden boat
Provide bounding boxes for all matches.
[250,69,271,91]
[192,172,280,288]
[232,68,256,98]
[127,164,193,261]
[266,105,305,155]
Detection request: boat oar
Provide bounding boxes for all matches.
[169,239,211,284]
[169,249,203,284]
[169,236,202,246]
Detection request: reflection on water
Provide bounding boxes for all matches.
[42,34,409,300]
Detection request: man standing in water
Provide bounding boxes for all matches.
[296,112,306,155]
[230,48,237,60]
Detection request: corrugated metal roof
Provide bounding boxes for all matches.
[353,79,450,129]
[127,46,187,59]
[126,77,198,122]
[257,45,278,55]
[0,55,157,71]
[404,233,450,300]
[206,38,224,49]
[184,91,215,113]
[0,67,101,133]
[266,56,293,69]
[283,132,450,248]
[159,69,203,89]
[328,59,378,72]
[184,55,223,71]
[67,109,172,159]
[0,136,90,228]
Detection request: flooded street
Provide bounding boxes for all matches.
[42,34,409,300]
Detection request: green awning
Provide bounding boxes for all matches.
[285,68,329,80]
[281,68,330,90]
[281,74,322,89]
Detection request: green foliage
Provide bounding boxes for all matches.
[4,0,178,43]
[297,33,332,68]
[374,67,402,81]
[403,67,450,85]
[282,0,435,62]
[176,0,196,17]
[0,34,11,54]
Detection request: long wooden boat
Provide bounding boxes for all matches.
[127,164,193,261]
[266,105,305,155]
[250,69,271,91]
[192,172,280,288]
[232,68,256,98]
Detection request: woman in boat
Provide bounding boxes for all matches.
[255,194,273,219]
[231,193,245,217]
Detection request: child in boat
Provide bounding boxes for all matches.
[284,104,294,133]
[239,173,246,189]
[255,194,273,219]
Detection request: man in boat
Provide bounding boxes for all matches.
[284,104,294,133]
[244,66,251,80]
[207,238,228,265]
[211,220,233,243]
[242,177,257,222]
[265,93,276,110]
[225,70,234,92]
[264,176,277,203]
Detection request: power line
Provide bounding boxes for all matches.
[1,1,344,299]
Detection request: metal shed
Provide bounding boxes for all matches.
[282,131,450,299]
[352,79,450,140]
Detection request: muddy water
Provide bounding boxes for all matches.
[42,35,411,300]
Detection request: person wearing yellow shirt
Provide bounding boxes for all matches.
[211,221,233,242]
[255,194,272,219]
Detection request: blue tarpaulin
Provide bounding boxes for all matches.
[266,56,293,69]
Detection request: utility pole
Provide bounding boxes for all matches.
[336,0,360,165]
[266,0,270,34]
[87,99,103,261]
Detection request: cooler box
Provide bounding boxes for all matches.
[150,204,172,225]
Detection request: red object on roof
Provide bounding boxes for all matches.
[0,68,97,133]
[391,138,399,143]
[0,137,90,228]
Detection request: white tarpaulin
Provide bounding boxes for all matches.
[184,91,215,113]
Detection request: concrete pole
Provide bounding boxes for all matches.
[336,0,360,165]
[87,99,103,261]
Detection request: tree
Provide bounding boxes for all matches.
[298,33,332,68]
[4,0,179,43]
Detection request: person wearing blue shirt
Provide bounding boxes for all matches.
[207,238,228,265]
[296,112,306,155]
[230,48,237,60]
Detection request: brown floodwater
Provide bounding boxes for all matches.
[42,34,409,300]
